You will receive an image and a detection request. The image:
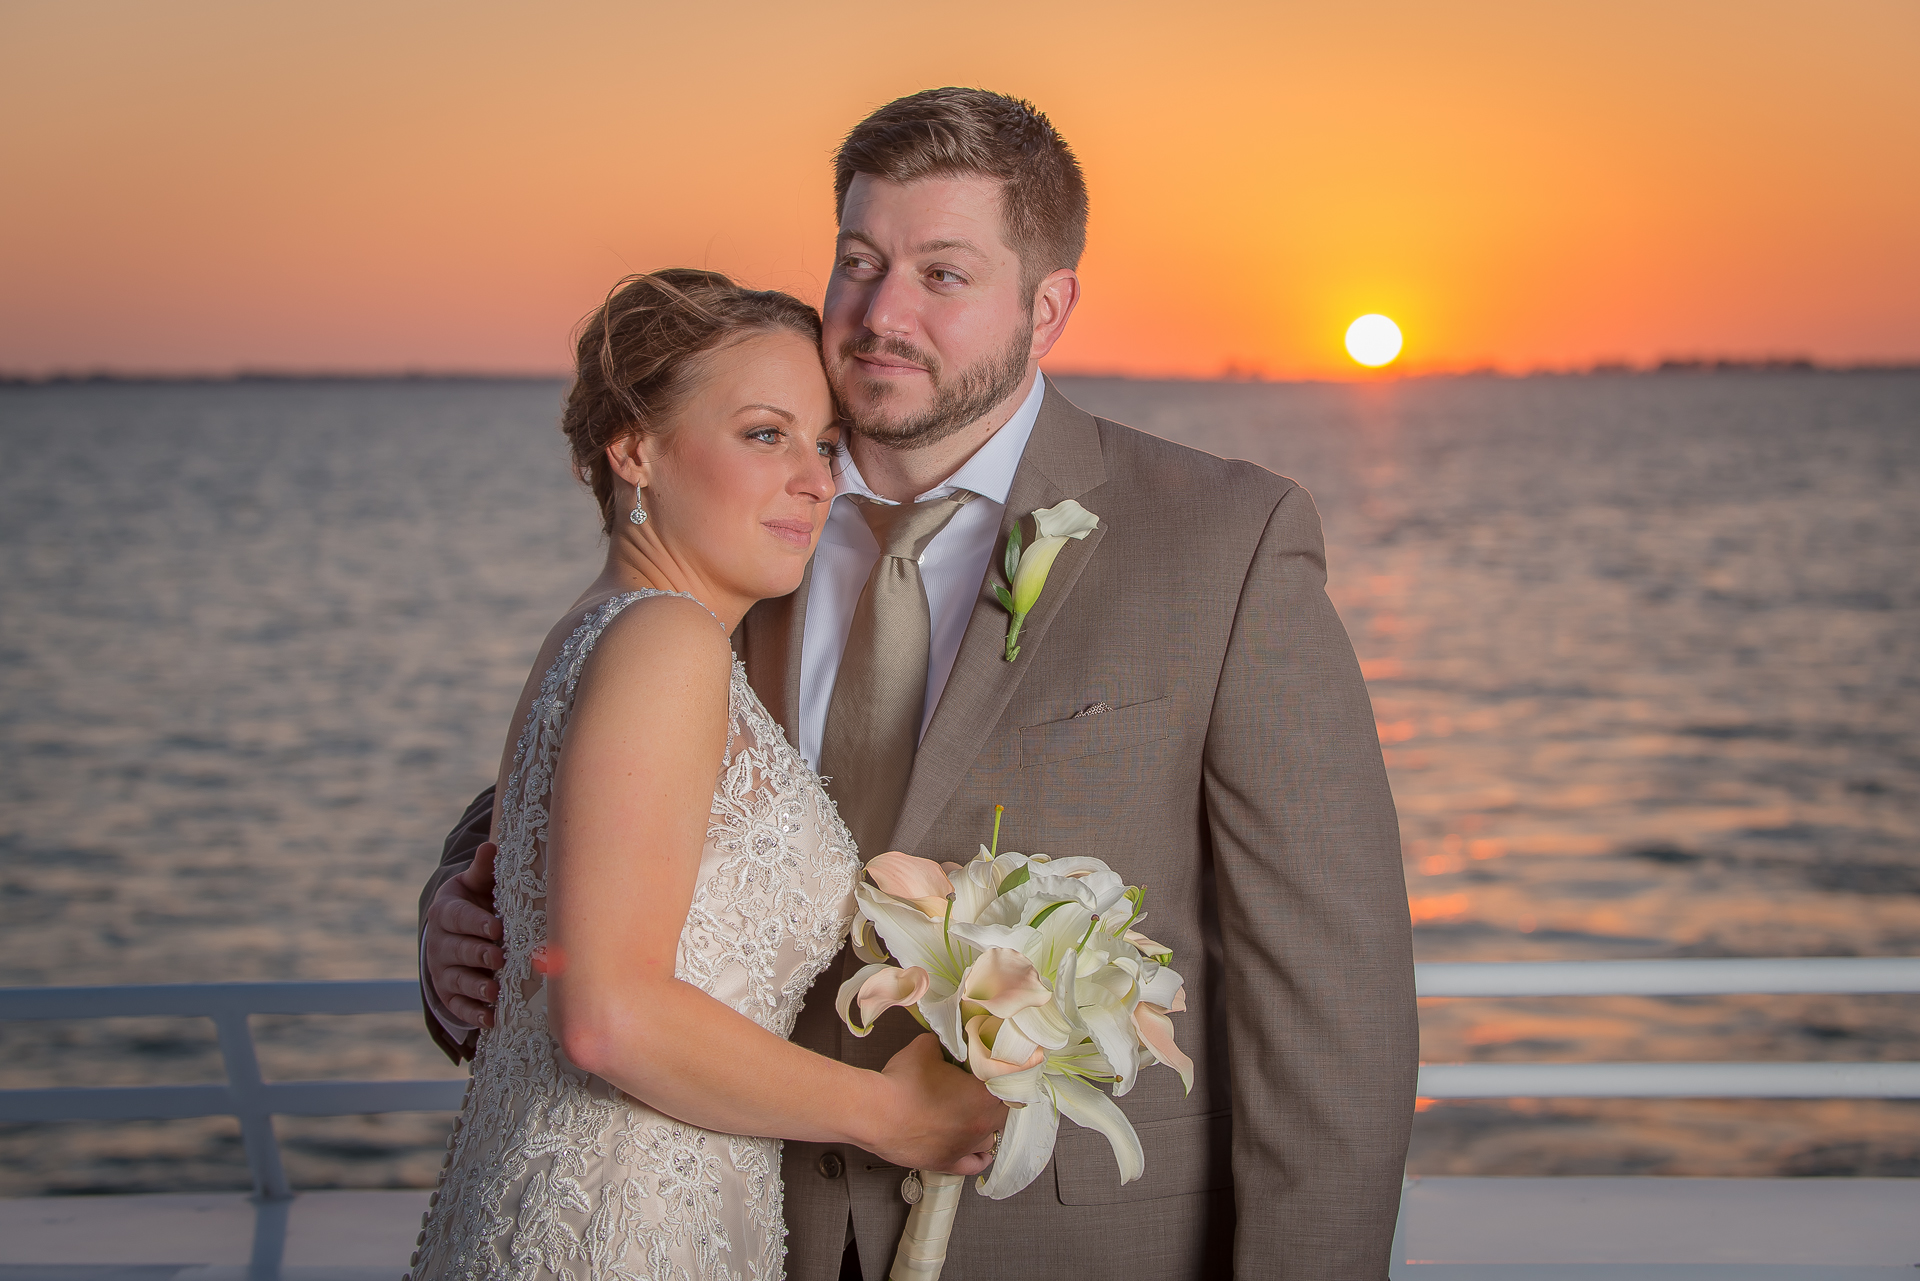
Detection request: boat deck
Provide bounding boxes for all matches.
[2,1176,1915,1280]
[5,967,1916,1278]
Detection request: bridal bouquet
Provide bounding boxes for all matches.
[836,815,1191,1279]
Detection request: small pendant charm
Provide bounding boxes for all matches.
[900,1170,923,1205]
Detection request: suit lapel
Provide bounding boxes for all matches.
[889,383,1108,855]
[737,559,810,748]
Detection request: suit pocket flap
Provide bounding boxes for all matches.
[1053,1109,1231,1206]
[1018,696,1171,766]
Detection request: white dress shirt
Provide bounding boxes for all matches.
[429,373,1049,1040]
[797,372,1046,770]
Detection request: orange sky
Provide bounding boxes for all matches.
[3,0,1916,379]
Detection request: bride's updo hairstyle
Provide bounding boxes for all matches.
[562,268,824,535]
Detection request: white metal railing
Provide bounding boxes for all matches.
[0,980,463,1200]
[1414,957,1920,1100]
[2,958,1916,1201]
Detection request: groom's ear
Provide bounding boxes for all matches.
[1028,268,1081,362]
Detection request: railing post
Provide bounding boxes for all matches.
[212,1011,292,1201]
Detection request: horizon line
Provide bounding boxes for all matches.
[5,356,1919,389]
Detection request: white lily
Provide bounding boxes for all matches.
[948,849,1013,923]
[975,1063,1058,1200]
[1026,867,1131,917]
[1049,1072,1145,1184]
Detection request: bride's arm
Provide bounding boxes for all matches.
[543,596,1002,1175]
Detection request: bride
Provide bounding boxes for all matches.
[408,270,1004,1281]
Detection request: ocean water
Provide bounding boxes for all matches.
[1,371,1915,1194]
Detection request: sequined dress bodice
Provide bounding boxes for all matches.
[412,591,859,1281]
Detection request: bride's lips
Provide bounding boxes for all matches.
[763,519,813,548]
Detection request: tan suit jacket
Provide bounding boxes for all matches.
[423,383,1418,1279]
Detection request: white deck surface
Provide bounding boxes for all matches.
[1393,1177,1919,1279]
[0,1189,426,1281]
[0,1178,1914,1280]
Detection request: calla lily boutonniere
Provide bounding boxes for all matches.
[994,499,1100,661]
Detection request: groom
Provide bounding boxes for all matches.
[422,88,1417,1279]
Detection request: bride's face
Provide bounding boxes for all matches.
[638,329,839,605]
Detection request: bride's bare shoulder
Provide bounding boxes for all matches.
[570,592,730,703]
[524,590,720,674]
[492,592,728,796]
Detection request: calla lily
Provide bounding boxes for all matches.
[836,963,930,1036]
[1009,537,1072,615]
[996,502,1100,661]
[1133,1002,1194,1094]
[964,1013,1047,1080]
[1124,928,1173,963]
[958,948,1052,1019]
[1032,498,1100,542]
[864,851,954,918]
[850,916,888,964]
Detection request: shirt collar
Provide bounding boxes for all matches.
[834,372,1047,506]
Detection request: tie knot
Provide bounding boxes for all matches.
[853,492,974,560]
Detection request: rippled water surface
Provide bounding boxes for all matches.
[2,372,1916,1193]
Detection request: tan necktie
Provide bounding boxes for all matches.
[820,491,974,859]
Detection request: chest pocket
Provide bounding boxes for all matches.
[1018,696,1172,767]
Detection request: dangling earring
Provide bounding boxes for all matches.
[628,488,648,527]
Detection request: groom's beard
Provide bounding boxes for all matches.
[834,322,1031,452]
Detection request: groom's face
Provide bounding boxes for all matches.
[823,173,1036,451]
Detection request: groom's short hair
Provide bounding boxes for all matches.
[834,88,1088,295]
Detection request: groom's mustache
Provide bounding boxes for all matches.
[838,334,941,381]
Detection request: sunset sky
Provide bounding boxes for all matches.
[3,1,1916,379]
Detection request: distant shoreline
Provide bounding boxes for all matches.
[2,358,1917,389]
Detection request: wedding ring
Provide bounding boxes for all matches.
[988,1130,1001,1159]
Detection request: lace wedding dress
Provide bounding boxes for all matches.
[409,590,858,1281]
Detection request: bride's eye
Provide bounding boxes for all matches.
[747,427,783,445]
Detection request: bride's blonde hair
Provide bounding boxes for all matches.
[562,269,823,534]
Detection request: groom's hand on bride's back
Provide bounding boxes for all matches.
[426,840,506,1028]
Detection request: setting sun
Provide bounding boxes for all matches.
[1345,315,1404,368]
